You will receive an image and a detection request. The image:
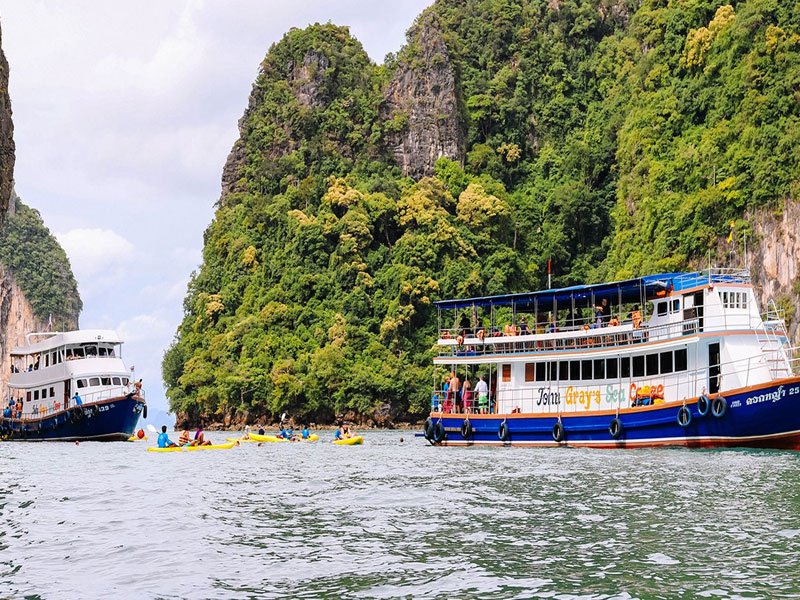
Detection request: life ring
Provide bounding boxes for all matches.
[143,405,148,420]
[461,420,473,439]
[498,421,510,442]
[677,406,692,427]
[423,417,434,440]
[609,417,623,439]
[552,420,565,443]
[697,394,710,417]
[433,421,446,443]
[712,396,727,418]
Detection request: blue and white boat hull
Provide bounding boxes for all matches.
[0,395,145,442]
[425,378,800,450]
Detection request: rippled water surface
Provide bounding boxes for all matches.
[2,431,800,599]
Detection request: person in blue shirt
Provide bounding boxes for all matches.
[301,425,310,440]
[73,392,82,406]
[334,424,343,441]
[157,425,177,448]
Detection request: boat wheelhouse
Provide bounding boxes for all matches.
[1,330,146,441]
[423,269,800,449]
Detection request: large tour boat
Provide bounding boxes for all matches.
[423,269,800,449]
[0,330,146,441]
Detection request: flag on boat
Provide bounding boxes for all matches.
[727,220,735,243]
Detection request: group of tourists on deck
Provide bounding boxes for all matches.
[433,372,492,414]
[442,301,645,352]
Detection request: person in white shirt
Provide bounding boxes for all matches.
[474,375,489,414]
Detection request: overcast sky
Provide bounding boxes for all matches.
[2,0,431,417]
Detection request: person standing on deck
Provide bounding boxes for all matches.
[475,375,489,414]
[462,376,472,414]
[450,372,461,413]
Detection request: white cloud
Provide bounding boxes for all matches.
[116,312,173,346]
[56,228,135,280]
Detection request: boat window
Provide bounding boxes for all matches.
[99,347,108,357]
[606,358,618,380]
[112,377,121,385]
[101,377,111,385]
[570,361,580,381]
[502,364,511,382]
[74,348,84,358]
[581,360,592,381]
[34,390,39,400]
[77,379,86,389]
[646,354,658,376]
[549,362,558,382]
[657,303,668,316]
[594,359,605,380]
[633,355,644,377]
[675,348,688,371]
[660,352,673,374]
[108,347,116,357]
[122,377,129,385]
[525,363,535,382]
[620,356,630,378]
[50,387,55,397]
[559,361,569,381]
[89,377,100,387]
[672,299,680,312]
[535,362,546,382]
[45,354,50,367]
[85,346,97,357]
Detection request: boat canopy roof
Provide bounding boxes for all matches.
[11,329,123,356]
[433,270,749,312]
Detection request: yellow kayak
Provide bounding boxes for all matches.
[245,433,319,442]
[147,442,237,452]
[333,436,363,446]
[127,436,149,441]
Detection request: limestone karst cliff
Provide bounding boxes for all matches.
[383,12,464,178]
[0,20,14,222]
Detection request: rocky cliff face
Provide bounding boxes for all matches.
[0,20,15,222]
[0,265,45,399]
[749,201,800,344]
[383,12,464,178]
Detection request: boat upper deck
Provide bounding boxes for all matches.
[434,269,778,360]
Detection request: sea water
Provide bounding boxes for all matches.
[1,431,799,599]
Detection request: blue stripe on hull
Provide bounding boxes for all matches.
[430,378,800,450]
[0,397,144,442]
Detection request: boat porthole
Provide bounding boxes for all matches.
[609,417,623,439]
[552,421,565,443]
[697,394,710,417]
[677,406,692,428]
[712,396,727,418]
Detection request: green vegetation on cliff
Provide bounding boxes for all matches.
[165,1,800,424]
[0,197,82,326]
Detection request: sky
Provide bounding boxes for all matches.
[1,0,432,417]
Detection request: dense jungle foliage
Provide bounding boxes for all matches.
[164,0,800,424]
[0,197,82,326]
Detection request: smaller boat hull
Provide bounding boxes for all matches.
[0,395,145,442]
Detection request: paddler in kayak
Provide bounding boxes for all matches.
[301,424,310,440]
[157,425,178,448]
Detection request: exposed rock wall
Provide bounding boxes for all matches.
[383,12,464,178]
[749,200,800,344]
[0,265,45,399]
[0,20,15,221]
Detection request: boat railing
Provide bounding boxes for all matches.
[3,386,143,422]
[438,309,784,358]
[431,351,783,416]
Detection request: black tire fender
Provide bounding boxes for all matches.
[552,420,565,443]
[697,394,710,417]
[461,420,473,439]
[712,396,727,418]
[677,405,692,428]
[498,421,510,442]
[609,417,623,439]
[433,421,446,443]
